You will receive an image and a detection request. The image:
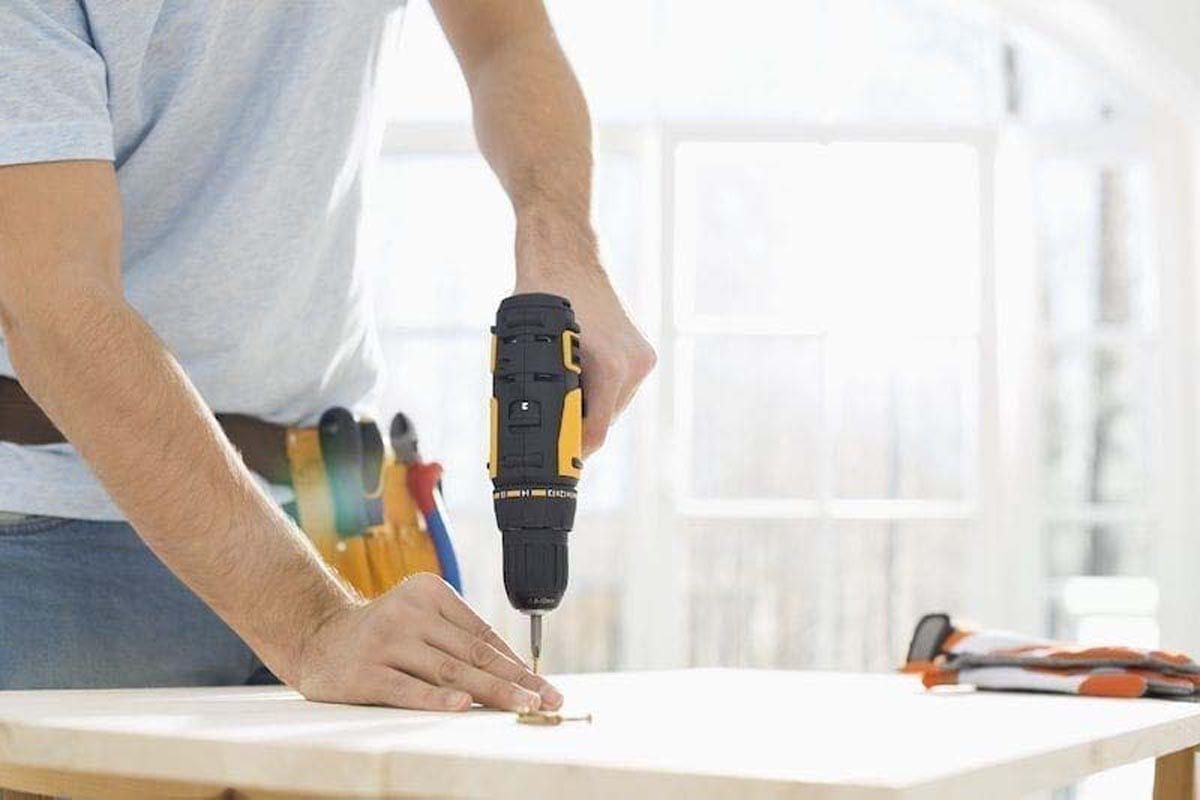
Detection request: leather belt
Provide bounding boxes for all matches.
[0,376,293,485]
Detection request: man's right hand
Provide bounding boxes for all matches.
[295,573,562,712]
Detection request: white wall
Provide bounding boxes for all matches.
[1091,0,1200,91]
[985,0,1200,118]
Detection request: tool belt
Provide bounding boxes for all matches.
[0,376,292,484]
[0,376,460,599]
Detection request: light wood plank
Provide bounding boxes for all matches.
[0,762,376,800]
[0,761,225,799]
[2,671,1200,799]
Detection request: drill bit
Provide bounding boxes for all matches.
[530,613,543,675]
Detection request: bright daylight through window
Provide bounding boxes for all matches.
[361,1,1173,713]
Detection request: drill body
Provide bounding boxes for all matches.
[489,294,582,639]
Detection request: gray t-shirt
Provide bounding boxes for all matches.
[0,1,406,519]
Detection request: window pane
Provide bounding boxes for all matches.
[827,522,971,671]
[687,335,822,500]
[381,1,470,123]
[824,522,894,671]
[545,0,656,122]
[362,152,644,330]
[1047,576,1159,651]
[1035,159,1156,335]
[375,332,493,512]
[820,0,1003,125]
[686,520,826,668]
[593,153,645,313]
[380,0,1149,128]
[1012,26,1149,126]
[1045,523,1151,578]
[363,155,513,330]
[888,522,971,657]
[686,521,969,671]
[658,0,824,121]
[675,141,980,334]
[1044,345,1151,506]
[831,339,974,500]
[659,0,1001,124]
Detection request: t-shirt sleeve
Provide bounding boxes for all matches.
[0,1,114,167]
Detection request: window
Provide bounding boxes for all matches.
[360,1,1181,693]
[1035,153,1161,645]
[669,138,984,668]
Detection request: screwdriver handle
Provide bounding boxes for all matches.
[318,407,368,539]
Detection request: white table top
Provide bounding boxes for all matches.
[1,669,1199,799]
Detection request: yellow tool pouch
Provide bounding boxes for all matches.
[384,460,442,577]
[285,424,442,598]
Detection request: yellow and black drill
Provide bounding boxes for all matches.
[489,293,583,673]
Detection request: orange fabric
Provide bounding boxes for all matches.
[1150,650,1192,665]
[1036,647,1146,662]
[921,669,958,689]
[1078,673,1147,698]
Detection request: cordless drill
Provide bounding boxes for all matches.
[489,293,583,672]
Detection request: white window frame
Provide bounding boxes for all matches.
[988,114,1197,643]
[640,123,1004,665]
[989,0,1200,652]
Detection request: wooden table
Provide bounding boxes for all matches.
[1,669,1198,799]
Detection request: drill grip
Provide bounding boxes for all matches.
[490,293,581,614]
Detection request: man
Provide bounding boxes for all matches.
[0,0,655,714]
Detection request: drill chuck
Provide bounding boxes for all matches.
[489,293,583,616]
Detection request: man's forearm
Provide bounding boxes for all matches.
[434,1,657,454]
[455,14,600,280]
[4,286,355,682]
[1,161,561,712]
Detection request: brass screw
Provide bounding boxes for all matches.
[517,711,593,726]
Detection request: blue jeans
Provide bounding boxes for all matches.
[0,515,278,689]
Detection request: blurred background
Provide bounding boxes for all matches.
[359,3,1200,794]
